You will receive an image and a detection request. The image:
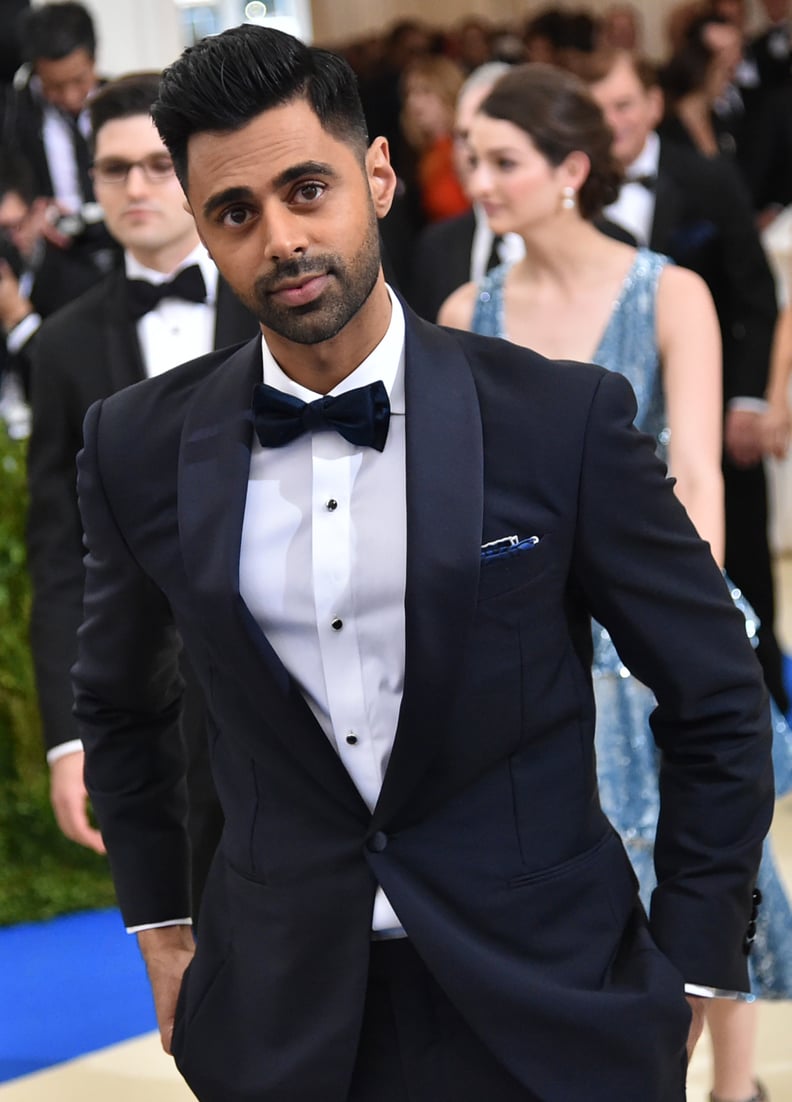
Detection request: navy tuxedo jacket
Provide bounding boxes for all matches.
[73,307,773,1102]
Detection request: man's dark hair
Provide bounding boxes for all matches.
[0,149,36,206]
[88,71,162,151]
[152,25,369,187]
[19,1,96,63]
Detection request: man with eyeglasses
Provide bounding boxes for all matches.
[26,71,257,921]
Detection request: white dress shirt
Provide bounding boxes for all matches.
[126,244,218,377]
[239,289,407,933]
[603,131,659,248]
[40,99,90,215]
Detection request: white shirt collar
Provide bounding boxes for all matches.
[625,131,660,181]
[124,242,218,305]
[260,284,406,415]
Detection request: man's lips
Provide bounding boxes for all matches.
[268,273,329,306]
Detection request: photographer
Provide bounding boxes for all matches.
[1,1,120,278]
[0,151,107,432]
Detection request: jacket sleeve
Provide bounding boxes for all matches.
[72,398,191,927]
[572,369,774,991]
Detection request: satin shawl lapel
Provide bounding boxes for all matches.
[373,310,484,829]
[178,337,368,820]
[102,272,146,392]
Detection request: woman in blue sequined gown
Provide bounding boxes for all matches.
[439,62,792,1102]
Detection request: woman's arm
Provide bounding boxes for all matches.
[656,264,725,565]
[763,302,792,459]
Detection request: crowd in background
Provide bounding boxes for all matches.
[2,4,792,1101]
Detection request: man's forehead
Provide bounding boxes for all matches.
[186,102,354,189]
[95,114,167,153]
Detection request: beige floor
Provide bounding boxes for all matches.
[3,560,792,1102]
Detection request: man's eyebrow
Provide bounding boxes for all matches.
[201,162,339,219]
[202,186,255,219]
[273,161,338,189]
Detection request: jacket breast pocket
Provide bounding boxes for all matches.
[477,534,554,602]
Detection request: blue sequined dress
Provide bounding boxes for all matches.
[472,248,792,997]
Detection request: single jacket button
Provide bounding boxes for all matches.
[367,831,388,853]
[345,733,358,745]
[331,617,343,631]
[326,498,338,511]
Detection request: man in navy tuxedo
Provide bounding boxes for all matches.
[73,26,774,1102]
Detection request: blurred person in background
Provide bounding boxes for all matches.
[26,71,258,919]
[440,61,792,1102]
[0,148,106,433]
[399,53,470,226]
[657,13,745,160]
[576,48,787,724]
[453,17,494,73]
[409,60,523,321]
[599,3,643,51]
[2,1,120,278]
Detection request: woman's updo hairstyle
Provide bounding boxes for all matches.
[478,62,623,220]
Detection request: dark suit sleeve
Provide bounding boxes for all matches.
[26,321,92,753]
[572,370,773,990]
[72,400,191,926]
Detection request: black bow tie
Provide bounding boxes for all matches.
[626,173,656,191]
[126,265,207,320]
[252,379,391,452]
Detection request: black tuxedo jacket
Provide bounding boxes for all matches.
[649,138,777,405]
[2,75,94,201]
[73,309,773,1102]
[27,266,258,754]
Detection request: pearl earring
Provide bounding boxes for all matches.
[561,185,577,210]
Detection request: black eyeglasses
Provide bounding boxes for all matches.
[91,154,175,186]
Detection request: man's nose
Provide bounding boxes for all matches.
[262,204,309,262]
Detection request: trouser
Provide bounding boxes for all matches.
[347,938,537,1102]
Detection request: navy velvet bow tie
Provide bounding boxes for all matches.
[252,379,391,452]
[126,264,207,320]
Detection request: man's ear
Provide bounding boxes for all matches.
[366,136,398,219]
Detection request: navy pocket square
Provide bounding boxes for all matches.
[481,535,540,561]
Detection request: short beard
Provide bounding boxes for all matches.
[245,211,382,346]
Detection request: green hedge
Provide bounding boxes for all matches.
[0,427,115,925]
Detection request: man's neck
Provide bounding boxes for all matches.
[263,277,393,395]
[126,236,202,276]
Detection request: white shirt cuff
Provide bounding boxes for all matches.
[727,397,769,414]
[6,312,41,353]
[46,739,84,764]
[127,918,193,934]
[684,983,755,1002]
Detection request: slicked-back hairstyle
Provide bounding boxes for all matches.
[19,1,96,63]
[88,71,162,152]
[151,25,369,188]
[479,63,623,220]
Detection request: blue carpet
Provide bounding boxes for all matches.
[0,908,156,1083]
